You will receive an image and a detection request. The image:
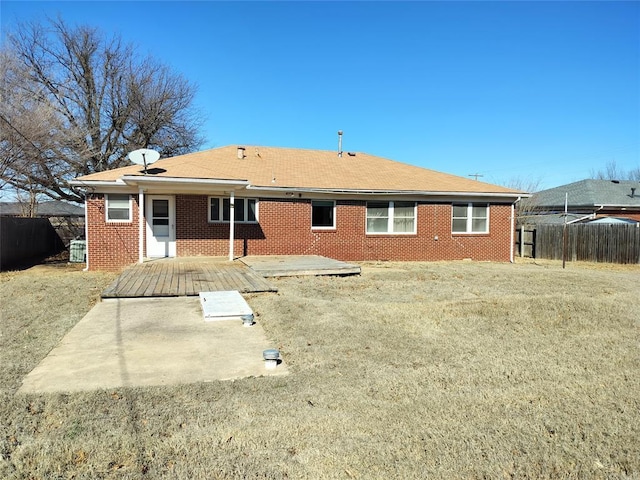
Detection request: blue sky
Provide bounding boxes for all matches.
[1,1,638,190]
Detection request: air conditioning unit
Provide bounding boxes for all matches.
[69,240,86,263]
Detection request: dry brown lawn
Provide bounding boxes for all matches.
[1,260,638,479]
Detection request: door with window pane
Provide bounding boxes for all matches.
[145,195,176,258]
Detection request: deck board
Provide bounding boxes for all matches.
[185,269,195,296]
[128,266,147,295]
[142,263,161,297]
[176,263,185,296]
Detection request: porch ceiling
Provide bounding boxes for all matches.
[121,175,250,195]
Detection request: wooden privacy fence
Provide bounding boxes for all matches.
[515,226,535,258]
[517,224,640,264]
[0,217,65,270]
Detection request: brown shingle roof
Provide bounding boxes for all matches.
[76,145,520,194]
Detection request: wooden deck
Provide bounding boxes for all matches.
[240,255,361,277]
[102,258,277,298]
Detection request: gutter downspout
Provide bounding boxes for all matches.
[138,188,144,264]
[229,191,235,261]
[593,205,604,219]
[510,198,519,263]
[83,195,89,271]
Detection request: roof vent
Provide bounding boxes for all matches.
[632,187,636,198]
[338,130,343,158]
[611,180,620,184]
[348,152,356,156]
[237,146,245,159]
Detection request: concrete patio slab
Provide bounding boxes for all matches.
[18,297,287,394]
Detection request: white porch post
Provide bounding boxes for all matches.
[83,196,89,271]
[138,187,144,263]
[229,191,235,261]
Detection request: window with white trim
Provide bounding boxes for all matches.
[106,194,131,222]
[366,201,416,234]
[312,200,335,229]
[209,197,258,223]
[452,203,489,233]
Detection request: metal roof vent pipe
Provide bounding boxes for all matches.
[237,146,245,159]
[263,349,280,369]
[338,130,343,158]
[632,187,636,198]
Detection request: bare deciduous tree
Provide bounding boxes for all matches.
[0,18,204,203]
[502,176,542,220]
[590,160,640,181]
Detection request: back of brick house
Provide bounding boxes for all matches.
[74,145,524,271]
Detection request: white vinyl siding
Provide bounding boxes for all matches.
[452,203,489,233]
[366,201,416,234]
[106,194,131,222]
[209,197,258,223]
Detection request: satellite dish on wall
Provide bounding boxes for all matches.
[128,148,160,174]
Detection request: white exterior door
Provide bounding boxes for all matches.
[146,195,176,258]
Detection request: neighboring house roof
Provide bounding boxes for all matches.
[587,216,639,225]
[74,145,522,196]
[36,200,84,216]
[518,213,591,226]
[0,200,84,217]
[0,203,23,216]
[531,179,640,210]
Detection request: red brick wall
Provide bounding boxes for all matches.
[87,194,514,270]
[261,200,512,262]
[597,211,640,222]
[175,196,513,262]
[86,194,140,271]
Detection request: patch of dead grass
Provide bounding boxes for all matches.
[1,261,639,478]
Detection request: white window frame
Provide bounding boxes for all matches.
[366,201,417,235]
[208,197,258,223]
[311,200,336,230]
[105,194,132,223]
[452,203,489,234]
